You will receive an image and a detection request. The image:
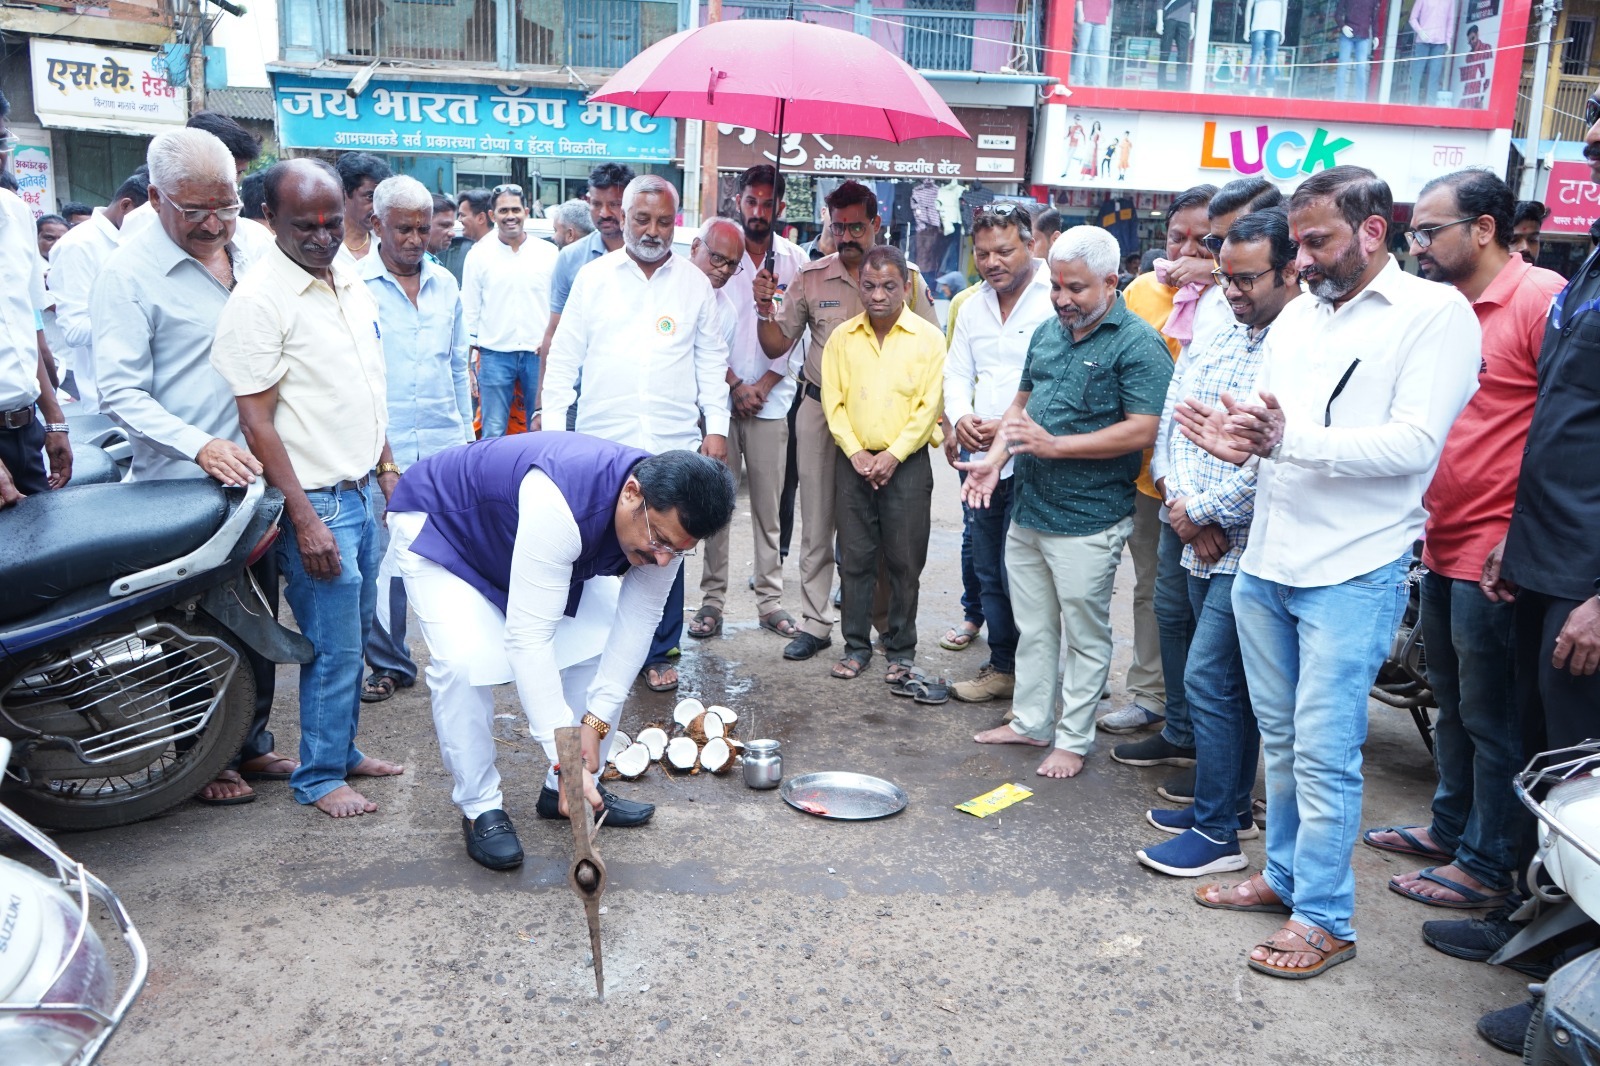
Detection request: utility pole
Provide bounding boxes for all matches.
[186,0,208,115]
[1520,0,1560,199]
[697,0,722,222]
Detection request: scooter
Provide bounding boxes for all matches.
[0,737,147,1064]
[0,476,312,830]
[1501,742,1600,1062]
[1369,540,1437,752]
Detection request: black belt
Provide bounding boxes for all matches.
[803,382,822,402]
[307,473,372,494]
[1,406,34,430]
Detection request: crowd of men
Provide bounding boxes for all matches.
[3,83,1600,1030]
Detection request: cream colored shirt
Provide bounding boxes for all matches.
[210,242,388,489]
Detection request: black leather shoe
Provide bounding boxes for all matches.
[1477,997,1536,1054]
[462,809,523,870]
[783,632,833,661]
[535,784,656,827]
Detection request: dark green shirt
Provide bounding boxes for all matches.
[1012,294,1174,537]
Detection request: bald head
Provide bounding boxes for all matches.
[262,158,345,276]
[691,216,744,289]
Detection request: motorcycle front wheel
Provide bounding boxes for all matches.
[0,609,257,830]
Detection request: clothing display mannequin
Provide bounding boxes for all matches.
[1335,0,1381,100]
[1409,0,1457,103]
[1156,0,1196,90]
[911,178,942,274]
[1075,0,1113,86]
[1245,0,1288,93]
[936,178,964,275]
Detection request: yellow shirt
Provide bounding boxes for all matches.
[1120,271,1183,499]
[821,307,946,462]
[211,242,388,489]
[944,281,983,344]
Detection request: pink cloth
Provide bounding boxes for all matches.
[1154,258,1204,344]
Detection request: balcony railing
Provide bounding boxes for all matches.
[313,0,678,69]
[1516,73,1600,141]
[710,0,1043,74]
[0,0,170,26]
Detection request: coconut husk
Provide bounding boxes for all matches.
[664,735,700,774]
[685,711,726,744]
[600,764,622,781]
[699,736,734,775]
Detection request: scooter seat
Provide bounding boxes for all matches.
[71,444,121,486]
[0,480,229,625]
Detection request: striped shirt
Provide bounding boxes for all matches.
[1163,319,1271,577]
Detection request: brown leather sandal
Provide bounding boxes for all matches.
[1248,921,1356,980]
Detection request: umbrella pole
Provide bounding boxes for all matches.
[767,95,786,274]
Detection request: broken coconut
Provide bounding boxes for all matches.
[706,704,737,732]
[610,742,652,780]
[672,698,705,730]
[663,735,700,773]
[685,711,725,744]
[637,725,669,761]
[699,736,734,775]
[611,729,631,753]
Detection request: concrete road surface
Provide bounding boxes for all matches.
[5,459,1530,1065]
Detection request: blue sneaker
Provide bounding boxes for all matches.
[1137,828,1249,877]
[1146,804,1260,840]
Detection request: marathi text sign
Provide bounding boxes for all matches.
[1544,162,1600,235]
[29,39,186,133]
[715,107,1028,181]
[273,74,673,161]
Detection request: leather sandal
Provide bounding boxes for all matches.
[1248,921,1357,980]
[1194,873,1292,914]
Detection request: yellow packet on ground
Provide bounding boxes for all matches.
[956,782,1034,817]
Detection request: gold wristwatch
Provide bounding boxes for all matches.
[375,462,401,477]
[581,712,609,738]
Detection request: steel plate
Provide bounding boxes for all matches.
[780,771,908,821]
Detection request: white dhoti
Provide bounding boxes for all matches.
[381,510,623,818]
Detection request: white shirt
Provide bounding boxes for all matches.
[460,231,559,352]
[545,249,733,450]
[719,233,805,419]
[1241,256,1481,588]
[504,470,679,753]
[943,259,1054,478]
[47,209,121,406]
[0,188,46,411]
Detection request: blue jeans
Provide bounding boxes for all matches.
[1421,572,1522,892]
[278,482,383,805]
[1187,572,1255,842]
[1156,522,1195,747]
[649,563,685,665]
[1336,35,1373,100]
[1232,555,1409,940]
[1075,20,1110,86]
[478,347,540,438]
[957,450,984,630]
[1249,29,1281,90]
[1413,41,1447,103]
[968,475,1017,673]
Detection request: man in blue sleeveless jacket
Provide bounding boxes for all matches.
[384,432,736,869]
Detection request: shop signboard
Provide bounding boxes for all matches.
[10,130,55,219]
[715,107,1030,181]
[273,74,673,161]
[1033,106,1508,202]
[29,39,186,135]
[1543,161,1600,235]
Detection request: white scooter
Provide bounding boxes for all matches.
[0,737,147,1064]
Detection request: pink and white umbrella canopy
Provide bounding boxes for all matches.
[590,18,969,143]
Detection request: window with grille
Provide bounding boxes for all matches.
[904,0,975,71]
[1563,18,1594,76]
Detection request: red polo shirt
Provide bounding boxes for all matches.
[1422,256,1566,581]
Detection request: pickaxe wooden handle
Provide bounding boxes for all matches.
[554,725,607,999]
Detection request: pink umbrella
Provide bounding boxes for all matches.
[590,15,968,144]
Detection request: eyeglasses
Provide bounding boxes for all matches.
[641,506,695,558]
[1404,215,1478,249]
[173,202,244,225]
[828,221,871,237]
[1586,95,1600,129]
[1210,267,1274,292]
[704,249,742,274]
[1200,233,1227,257]
[977,202,1027,221]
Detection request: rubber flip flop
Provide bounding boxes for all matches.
[195,772,257,806]
[238,755,297,781]
[759,610,799,638]
[1361,825,1451,863]
[686,606,723,640]
[1388,866,1510,910]
[640,663,678,692]
[939,623,980,651]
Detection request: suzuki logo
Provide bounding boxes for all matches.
[1200,121,1354,181]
